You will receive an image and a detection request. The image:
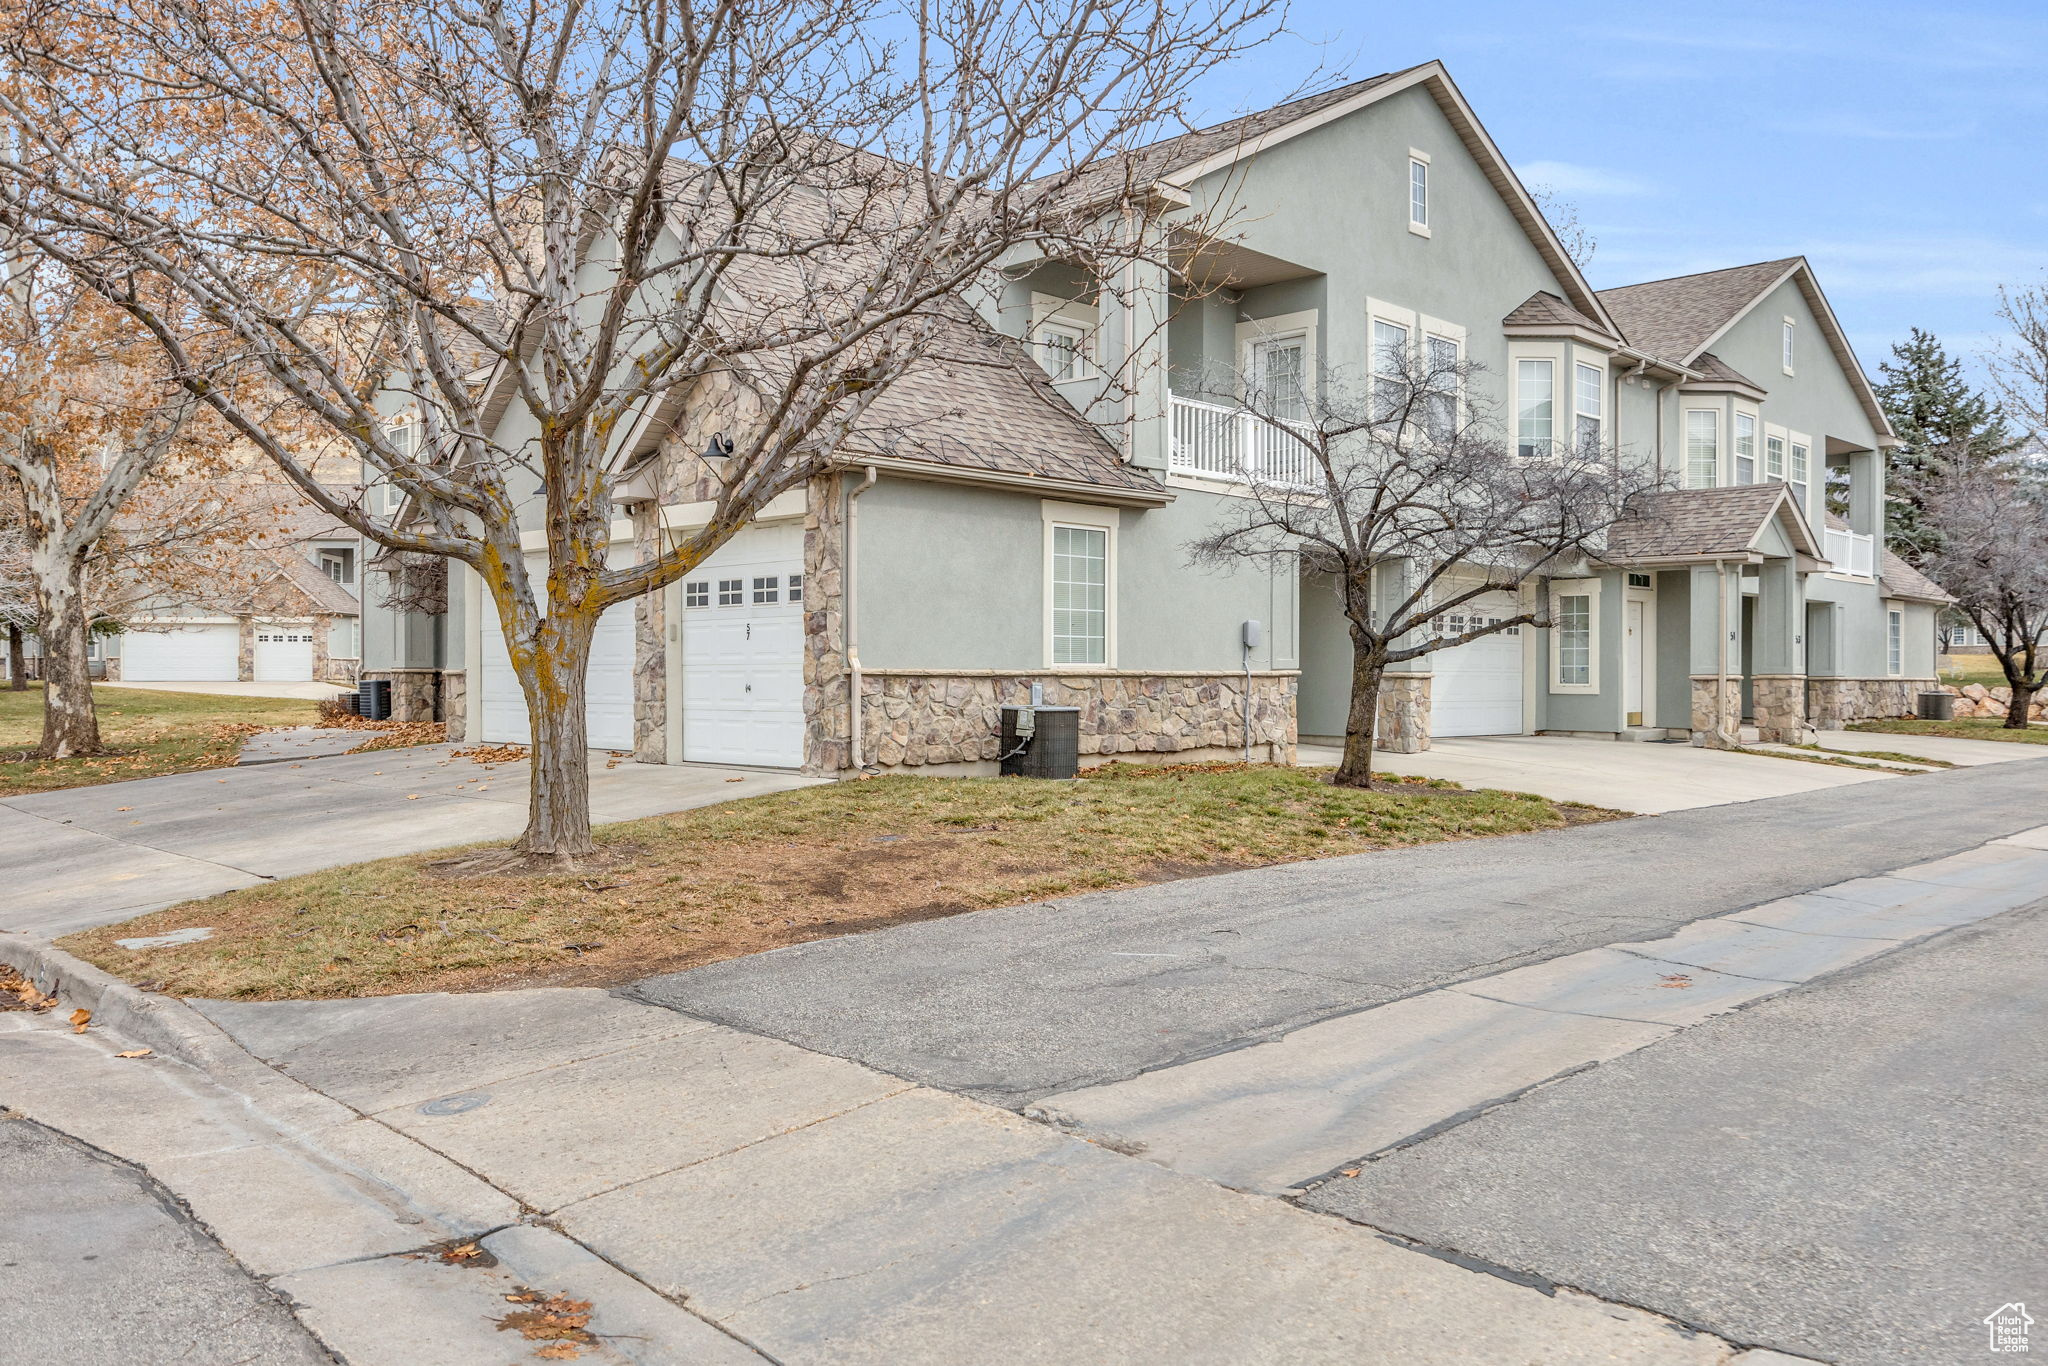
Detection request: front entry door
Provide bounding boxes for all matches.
[1624,598,1646,727]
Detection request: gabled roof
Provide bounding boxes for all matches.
[1502,291,1612,336]
[1054,62,1618,335]
[1878,548,1953,604]
[1685,352,1766,395]
[1605,484,1823,563]
[1597,257,1895,444]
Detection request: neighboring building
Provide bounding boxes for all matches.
[362,59,1940,770]
[109,499,362,685]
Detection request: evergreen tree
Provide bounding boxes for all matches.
[1876,328,2013,560]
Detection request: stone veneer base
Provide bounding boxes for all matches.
[1805,676,1940,729]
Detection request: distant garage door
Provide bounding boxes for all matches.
[120,624,240,681]
[681,521,804,768]
[1431,592,1524,737]
[253,625,316,681]
[477,558,637,752]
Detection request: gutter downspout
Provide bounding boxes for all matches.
[1712,557,1742,749]
[844,465,879,774]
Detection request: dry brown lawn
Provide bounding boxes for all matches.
[64,761,1620,1001]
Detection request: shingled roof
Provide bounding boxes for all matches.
[1596,259,1802,365]
[1878,549,1953,603]
[1686,352,1764,391]
[1605,484,1820,562]
[1502,291,1616,337]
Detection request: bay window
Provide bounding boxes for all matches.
[1516,358,1554,458]
[1684,409,1720,488]
[1734,413,1756,484]
[1574,362,1604,454]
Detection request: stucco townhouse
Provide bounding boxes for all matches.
[359,59,1947,772]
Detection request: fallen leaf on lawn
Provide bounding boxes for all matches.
[115,1048,153,1058]
[1657,974,1693,989]
[69,1007,92,1033]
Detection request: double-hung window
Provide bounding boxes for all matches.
[1251,335,1308,421]
[1765,432,1786,482]
[1036,318,1090,383]
[1408,155,1430,233]
[1734,413,1757,484]
[1887,608,1904,675]
[1424,335,1461,440]
[1684,410,1720,488]
[1790,439,1810,508]
[1516,358,1554,459]
[1550,582,1599,693]
[1574,362,1604,454]
[1782,320,1797,374]
[1050,524,1109,666]
[1372,319,1410,418]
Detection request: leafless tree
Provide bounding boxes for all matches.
[1528,185,1594,271]
[0,0,1282,863]
[1188,349,1661,786]
[1913,447,2048,731]
[1991,277,2048,448]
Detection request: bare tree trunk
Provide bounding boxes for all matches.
[512,614,596,861]
[2008,681,2038,730]
[6,624,23,691]
[37,557,100,757]
[1334,648,1385,788]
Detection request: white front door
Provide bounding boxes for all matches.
[1624,597,1648,726]
[1432,592,1525,737]
[120,624,240,680]
[253,625,316,681]
[477,557,638,751]
[681,522,805,768]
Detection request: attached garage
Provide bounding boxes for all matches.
[253,624,316,681]
[681,521,805,768]
[476,559,636,751]
[1430,592,1525,737]
[120,624,240,681]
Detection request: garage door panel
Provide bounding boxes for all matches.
[253,626,315,682]
[681,524,804,769]
[477,565,636,751]
[121,625,240,681]
[1432,593,1524,738]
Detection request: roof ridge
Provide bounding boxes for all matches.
[1597,256,1803,297]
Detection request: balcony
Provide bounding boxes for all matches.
[1824,526,1876,578]
[1168,395,1319,489]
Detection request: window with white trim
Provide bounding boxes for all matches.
[1408,155,1429,232]
[684,581,709,608]
[1782,319,1797,374]
[1425,335,1460,440]
[1574,362,1604,454]
[1516,358,1554,459]
[1684,409,1720,488]
[717,578,743,607]
[1550,581,1600,693]
[752,576,779,604]
[788,573,803,604]
[1765,432,1785,482]
[1887,607,1903,675]
[1251,334,1308,421]
[1790,438,1810,507]
[1049,524,1108,665]
[1734,413,1757,484]
[1035,317,1091,383]
[1372,318,1409,417]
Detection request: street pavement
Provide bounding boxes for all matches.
[1306,894,2048,1366]
[632,757,2048,1107]
[0,1103,331,1365]
[0,743,819,939]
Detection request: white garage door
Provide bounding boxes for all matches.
[253,625,315,681]
[120,624,239,681]
[682,522,804,768]
[477,558,637,751]
[1432,593,1524,737]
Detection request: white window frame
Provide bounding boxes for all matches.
[1549,578,1601,694]
[1782,317,1797,376]
[1042,500,1118,670]
[1886,605,1904,676]
[1248,331,1310,421]
[1514,355,1556,460]
[1573,359,1605,455]
[1684,408,1721,488]
[1789,432,1811,511]
[1764,422,1787,483]
[1407,149,1431,237]
[1029,292,1098,383]
[1423,331,1462,441]
[1733,410,1757,484]
[1235,308,1320,415]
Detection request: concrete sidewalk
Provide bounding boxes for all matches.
[0,744,819,939]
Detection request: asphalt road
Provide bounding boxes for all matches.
[0,1111,332,1365]
[631,759,2048,1106]
[1305,896,2048,1366]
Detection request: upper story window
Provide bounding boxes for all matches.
[1372,318,1410,417]
[1790,439,1811,507]
[1251,334,1308,421]
[1035,317,1091,383]
[1408,152,1430,235]
[1782,319,1797,374]
[1734,413,1757,484]
[1425,335,1461,440]
[319,548,354,586]
[1765,431,1786,482]
[1573,362,1604,454]
[1516,358,1554,459]
[1685,409,1720,488]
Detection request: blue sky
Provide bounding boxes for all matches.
[1181,0,2047,386]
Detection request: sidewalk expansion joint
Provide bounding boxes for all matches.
[1604,947,1802,984]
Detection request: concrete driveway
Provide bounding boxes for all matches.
[105,680,354,700]
[1812,726,2048,766]
[1298,733,1889,813]
[0,744,820,939]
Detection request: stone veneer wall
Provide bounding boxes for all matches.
[442,671,467,741]
[801,475,851,775]
[1375,674,1431,754]
[1750,674,1811,744]
[838,670,1297,773]
[364,667,443,723]
[1688,675,1742,747]
[1806,677,1938,728]
[632,507,667,764]
[236,618,256,682]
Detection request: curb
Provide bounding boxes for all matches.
[0,933,243,1071]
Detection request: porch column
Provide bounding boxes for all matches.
[1118,221,1172,474]
[1686,563,1741,747]
[1847,448,1882,537]
[1750,558,1810,743]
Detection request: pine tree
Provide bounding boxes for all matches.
[1876,328,2013,560]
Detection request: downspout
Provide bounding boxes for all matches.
[843,465,880,774]
[1712,557,1742,749]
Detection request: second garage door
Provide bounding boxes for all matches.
[1431,592,1524,737]
[253,624,316,681]
[681,522,804,768]
[476,560,637,751]
[120,624,239,681]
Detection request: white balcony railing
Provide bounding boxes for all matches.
[1168,394,1319,489]
[1824,526,1877,578]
